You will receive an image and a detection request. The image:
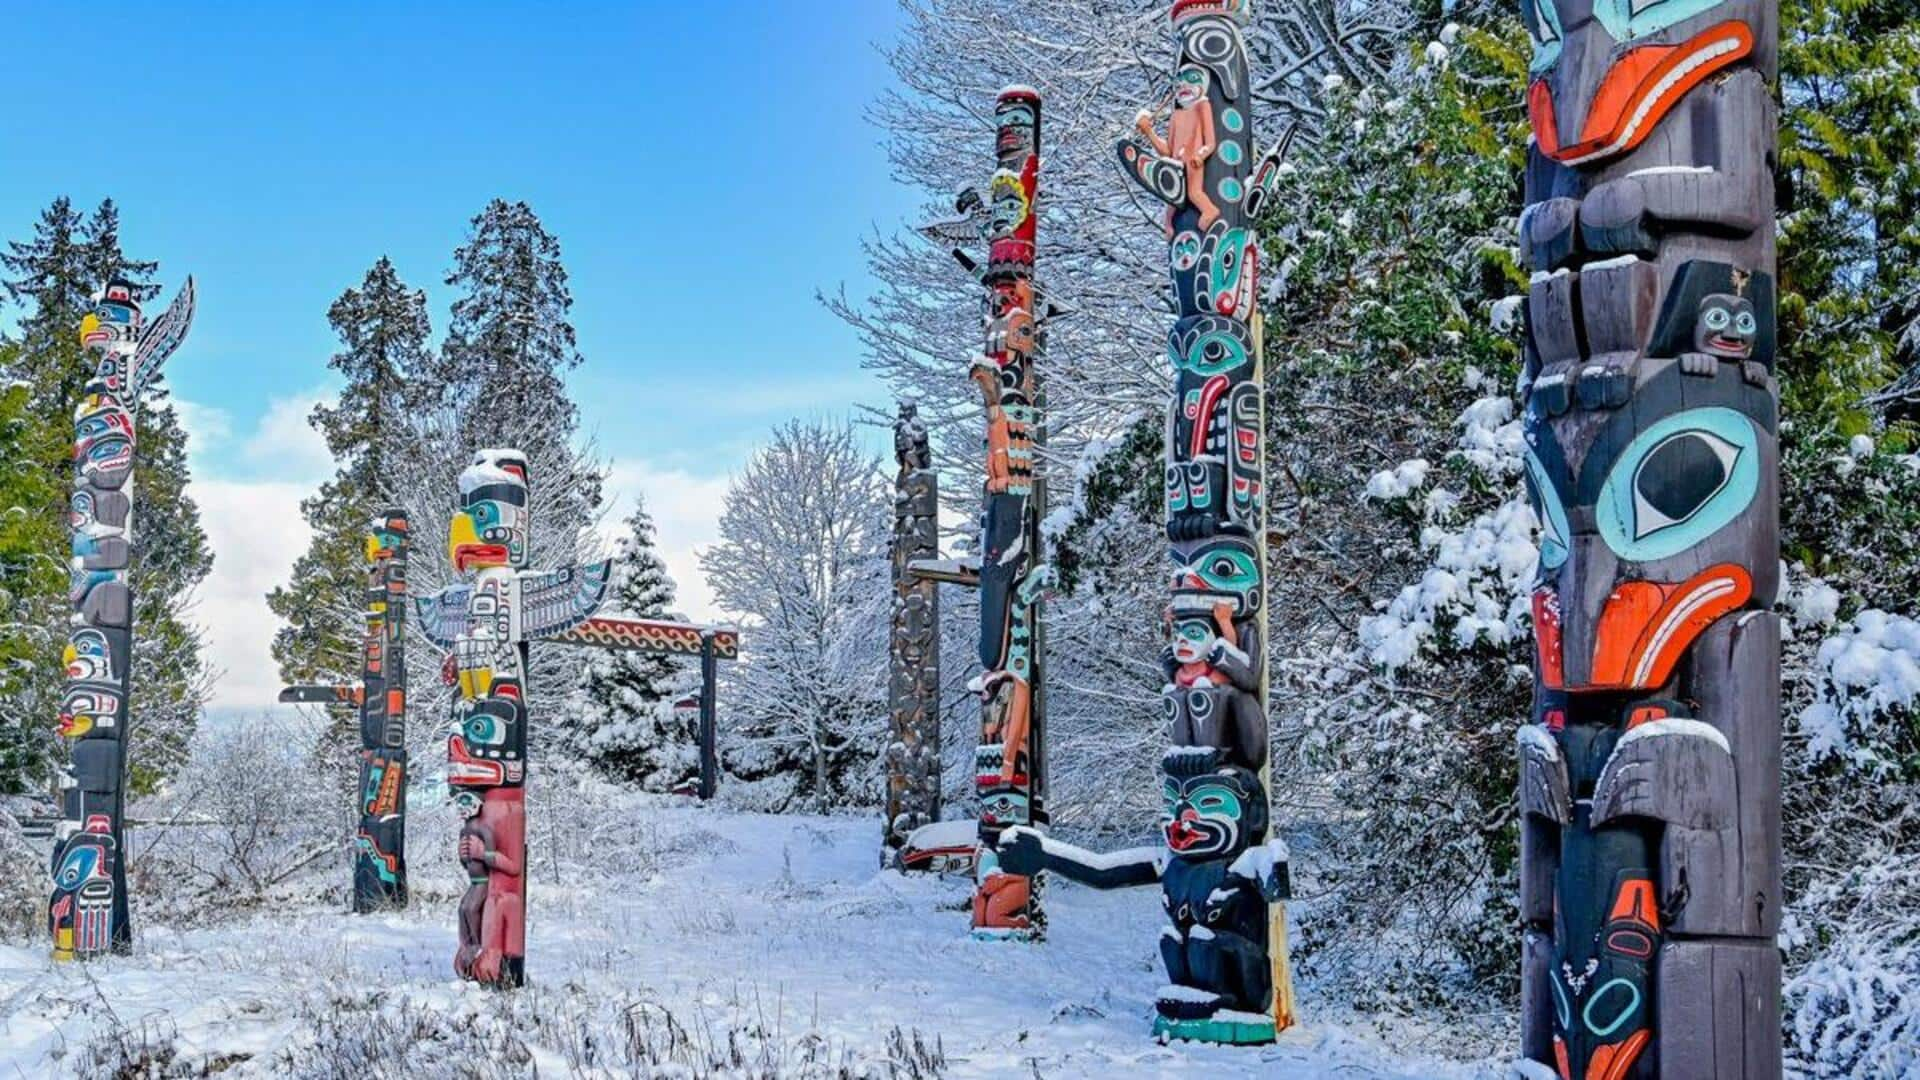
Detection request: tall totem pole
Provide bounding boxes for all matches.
[883,403,942,862]
[1515,0,1781,1077]
[50,275,195,960]
[995,0,1296,1045]
[416,449,739,985]
[280,509,413,911]
[961,86,1051,940]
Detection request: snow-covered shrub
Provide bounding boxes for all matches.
[136,714,341,911]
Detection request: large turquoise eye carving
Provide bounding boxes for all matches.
[1524,448,1571,571]
[1523,0,1563,74]
[1597,407,1759,561]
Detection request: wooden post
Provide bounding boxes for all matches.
[699,632,718,801]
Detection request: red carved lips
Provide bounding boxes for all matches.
[1165,810,1203,852]
[454,543,511,572]
[1530,21,1754,166]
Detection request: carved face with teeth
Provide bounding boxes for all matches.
[1524,359,1777,691]
[1694,293,1758,359]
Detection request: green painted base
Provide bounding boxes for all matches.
[1152,1013,1276,1046]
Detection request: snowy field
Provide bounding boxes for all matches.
[0,790,1502,1078]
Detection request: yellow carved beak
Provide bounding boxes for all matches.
[447,511,480,566]
[77,313,101,345]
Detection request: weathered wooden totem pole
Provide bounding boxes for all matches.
[883,403,942,863]
[416,450,739,985]
[996,0,1297,1044]
[50,275,195,960]
[280,509,413,911]
[1514,0,1781,1076]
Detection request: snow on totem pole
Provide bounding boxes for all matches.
[283,510,413,910]
[414,451,613,987]
[50,275,195,960]
[1515,0,1781,1076]
[995,0,1298,1044]
[883,403,942,862]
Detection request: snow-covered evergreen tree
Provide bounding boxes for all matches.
[572,496,702,789]
[267,257,432,729]
[387,200,607,764]
[0,198,212,793]
[700,419,889,810]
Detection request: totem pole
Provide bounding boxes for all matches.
[995,0,1297,1044]
[50,275,195,960]
[1514,0,1780,1076]
[280,509,412,911]
[883,403,942,863]
[942,86,1055,941]
[415,450,739,985]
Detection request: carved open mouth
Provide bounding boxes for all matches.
[454,543,511,572]
[1708,334,1751,354]
[1170,0,1241,21]
[1530,21,1753,166]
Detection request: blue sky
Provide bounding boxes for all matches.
[0,3,922,708]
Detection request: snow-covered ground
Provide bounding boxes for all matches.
[0,792,1501,1078]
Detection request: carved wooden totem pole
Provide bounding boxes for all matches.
[280,509,413,911]
[50,275,195,960]
[883,403,942,863]
[956,86,1052,940]
[416,449,739,985]
[996,0,1297,1044]
[1515,0,1781,1077]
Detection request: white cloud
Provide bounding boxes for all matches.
[178,389,334,711]
[241,390,336,486]
[598,457,731,624]
[188,477,313,710]
[172,399,234,452]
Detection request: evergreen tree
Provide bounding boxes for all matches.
[267,258,432,701]
[432,199,584,438]
[0,198,209,793]
[574,497,700,788]
[386,200,605,764]
[0,345,68,792]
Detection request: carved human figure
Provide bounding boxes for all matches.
[1514,0,1781,1075]
[1134,62,1218,229]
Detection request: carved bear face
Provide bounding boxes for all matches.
[1160,763,1265,860]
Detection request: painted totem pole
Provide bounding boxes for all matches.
[883,403,942,862]
[1514,0,1781,1076]
[959,86,1052,940]
[50,275,195,960]
[996,0,1297,1044]
[416,450,739,985]
[280,509,412,911]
